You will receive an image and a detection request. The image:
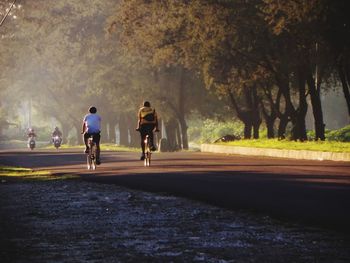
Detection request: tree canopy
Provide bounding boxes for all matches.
[1,0,349,145]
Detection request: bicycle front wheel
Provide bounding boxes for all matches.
[144,151,151,167]
[87,153,92,169]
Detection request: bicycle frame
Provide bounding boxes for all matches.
[144,135,151,166]
[87,136,97,170]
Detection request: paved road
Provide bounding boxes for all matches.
[1,148,350,233]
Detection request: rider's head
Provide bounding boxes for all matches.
[89,106,97,114]
[55,126,59,130]
[143,101,150,107]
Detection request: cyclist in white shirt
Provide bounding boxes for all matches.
[82,106,101,165]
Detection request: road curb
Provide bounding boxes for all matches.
[201,144,350,162]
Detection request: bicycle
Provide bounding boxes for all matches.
[86,136,97,170]
[144,135,152,167]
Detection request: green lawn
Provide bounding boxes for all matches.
[216,139,350,153]
[0,166,77,181]
[45,143,140,152]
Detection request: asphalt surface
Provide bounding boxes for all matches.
[1,148,350,234]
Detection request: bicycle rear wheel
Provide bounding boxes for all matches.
[91,145,97,170]
[87,152,92,169]
[144,151,151,166]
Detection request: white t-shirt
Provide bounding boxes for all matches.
[83,113,101,133]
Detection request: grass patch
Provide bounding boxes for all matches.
[0,165,78,181]
[216,139,350,153]
[44,143,139,152]
[101,144,139,152]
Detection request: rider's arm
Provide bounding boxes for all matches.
[82,122,86,134]
[136,109,142,130]
[154,111,159,131]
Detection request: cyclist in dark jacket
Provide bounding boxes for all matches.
[136,101,159,160]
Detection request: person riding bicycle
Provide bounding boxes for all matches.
[136,101,159,160]
[82,106,101,165]
[51,126,63,143]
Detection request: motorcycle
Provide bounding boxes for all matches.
[28,137,35,150]
[53,136,62,149]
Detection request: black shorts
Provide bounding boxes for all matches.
[84,132,101,145]
[140,124,155,137]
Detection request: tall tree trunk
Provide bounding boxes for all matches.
[295,105,308,141]
[100,121,108,144]
[251,86,261,139]
[178,119,188,149]
[241,111,253,139]
[178,67,189,149]
[227,86,259,139]
[276,77,296,140]
[61,123,70,145]
[242,115,253,139]
[306,74,325,141]
[174,124,183,151]
[118,113,129,146]
[253,120,260,139]
[103,114,116,143]
[164,119,178,151]
[260,97,276,139]
[292,68,308,141]
[260,99,276,139]
[261,86,282,139]
[126,112,139,147]
[338,64,350,116]
[108,120,117,143]
[73,123,82,145]
[277,114,289,140]
[266,118,275,138]
[297,70,308,141]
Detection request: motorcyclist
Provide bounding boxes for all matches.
[27,128,36,149]
[82,106,101,165]
[136,101,159,160]
[51,127,63,143]
[27,128,36,139]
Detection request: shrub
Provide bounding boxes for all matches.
[188,119,243,143]
[326,125,350,142]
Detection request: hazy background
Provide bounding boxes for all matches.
[0,0,349,148]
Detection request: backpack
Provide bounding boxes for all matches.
[144,109,155,122]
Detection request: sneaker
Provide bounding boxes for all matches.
[96,159,101,165]
[84,147,89,153]
[150,145,157,151]
[140,154,145,161]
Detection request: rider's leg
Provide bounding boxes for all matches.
[83,133,89,153]
[94,133,101,164]
[148,124,156,151]
[140,127,146,160]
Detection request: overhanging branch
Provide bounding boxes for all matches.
[0,0,17,27]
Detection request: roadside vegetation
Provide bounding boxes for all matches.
[45,143,139,152]
[189,120,350,152]
[217,140,350,153]
[0,166,77,181]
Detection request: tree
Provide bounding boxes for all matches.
[261,0,345,140]
[108,0,221,149]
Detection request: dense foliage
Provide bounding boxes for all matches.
[0,0,349,148]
